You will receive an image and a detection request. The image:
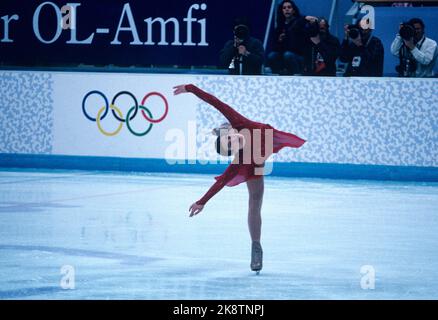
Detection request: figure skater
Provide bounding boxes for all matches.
[173,84,306,273]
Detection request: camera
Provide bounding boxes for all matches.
[347,24,361,40]
[399,22,415,41]
[304,20,320,38]
[234,24,250,42]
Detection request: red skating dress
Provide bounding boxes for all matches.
[186,84,306,206]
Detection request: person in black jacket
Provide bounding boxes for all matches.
[302,17,341,76]
[339,23,384,77]
[219,22,265,75]
[267,0,308,75]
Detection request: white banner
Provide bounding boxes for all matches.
[52,73,198,159]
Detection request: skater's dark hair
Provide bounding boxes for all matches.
[215,136,232,157]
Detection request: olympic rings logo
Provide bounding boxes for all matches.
[82,90,169,136]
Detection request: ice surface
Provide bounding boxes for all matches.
[0,168,438,299]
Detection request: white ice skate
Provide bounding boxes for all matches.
[250,241,263,274]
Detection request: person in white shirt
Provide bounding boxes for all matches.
[391,18,438,77]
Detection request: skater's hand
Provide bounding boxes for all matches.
[173,85,188,95]
[189,202,204,217]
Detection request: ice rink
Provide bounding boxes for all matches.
[0,168,438,300]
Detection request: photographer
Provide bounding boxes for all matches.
[302,17,340,76]
[390,18,438,77]
[339,22,384,77]
[219,22,264,75]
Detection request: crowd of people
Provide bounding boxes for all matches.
[219,0,438,78]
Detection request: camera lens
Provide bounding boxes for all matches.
[348,27,360,40]
[305,21,320,38]
[234,25,249,40]
[400,23,415,41]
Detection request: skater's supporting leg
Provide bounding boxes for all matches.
[247,177,264,242]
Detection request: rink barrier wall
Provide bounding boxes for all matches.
[1,154,438,182]
[0,70,437,182]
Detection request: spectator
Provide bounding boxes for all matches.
[302,17,341,76]
[339,22,384,77]
[267,0,308,75]
[219,20,264,75]
[390,18,438,77]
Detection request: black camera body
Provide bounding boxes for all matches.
[399,22,415,41]
[234,24,250,42]
[304,20,320,38]
[347,24,361,40]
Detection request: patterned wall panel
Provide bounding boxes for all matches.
[0,72,53,154]
[0,71,437,168]
[195,76,438,167]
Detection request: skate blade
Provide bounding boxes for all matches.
[251,267,261,274]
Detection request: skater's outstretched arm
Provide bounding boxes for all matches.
[188,164,240,217]
[173,84,250,127]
